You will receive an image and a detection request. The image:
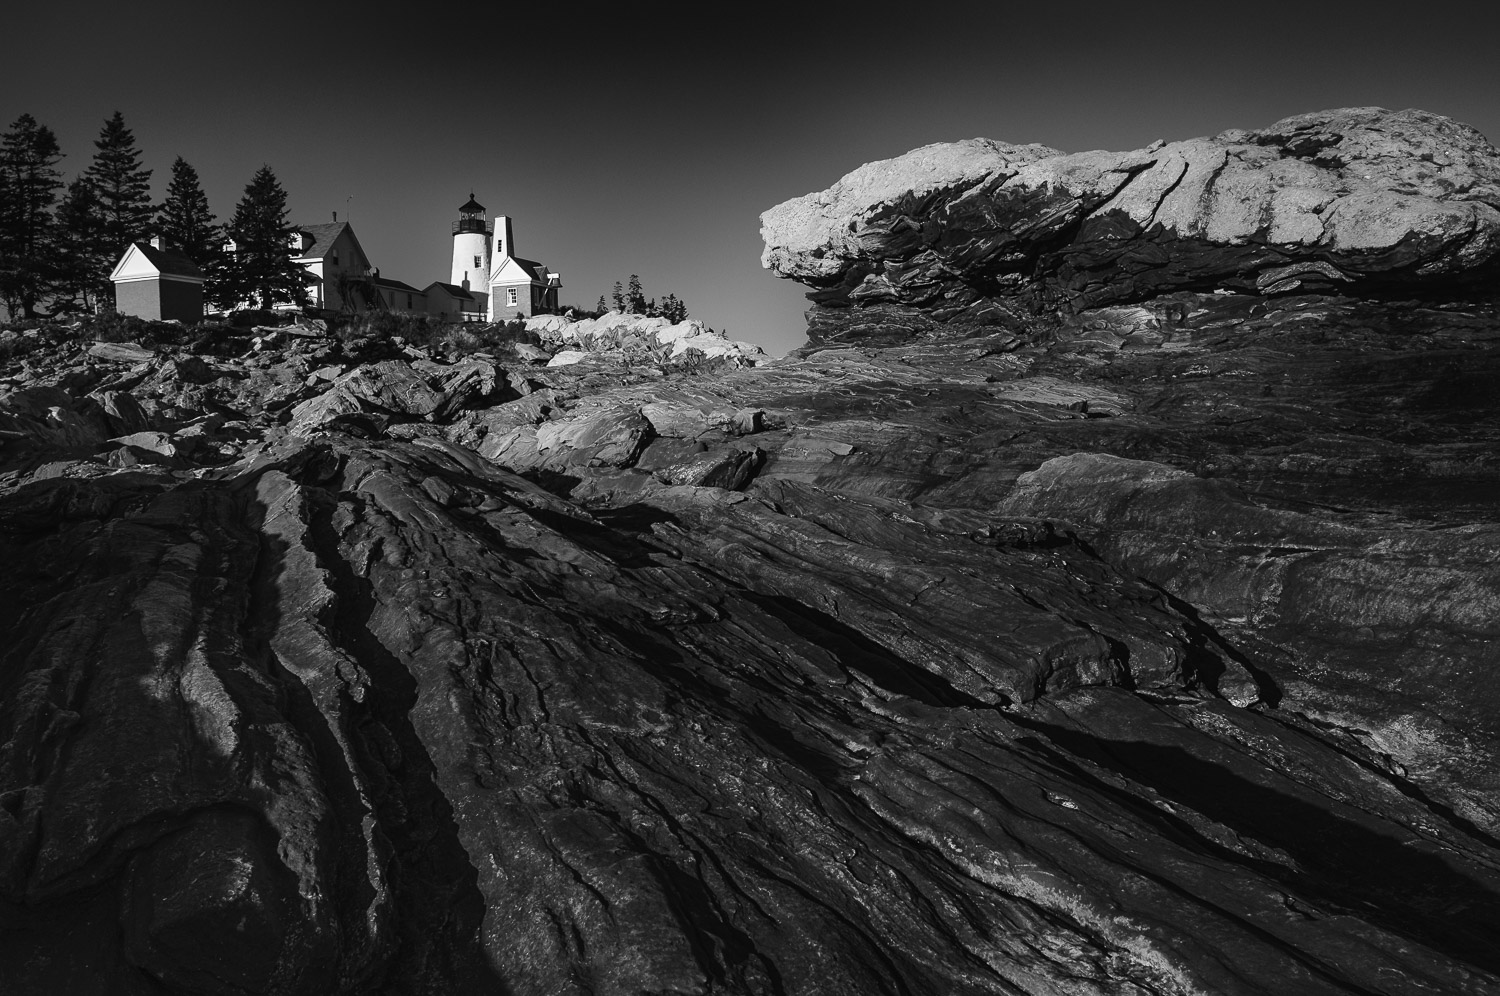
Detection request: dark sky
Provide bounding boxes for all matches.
[6,2,1497,353]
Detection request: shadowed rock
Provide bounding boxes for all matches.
[3,110,1500,994]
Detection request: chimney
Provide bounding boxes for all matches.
[149,234,166,250]
[494,215,514,258]
[332,210,338,222]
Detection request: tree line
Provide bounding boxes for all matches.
[0,111,309,319]
[1,110,699,326]
[594,274,689,323]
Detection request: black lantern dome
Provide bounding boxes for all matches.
[454,193,490,235]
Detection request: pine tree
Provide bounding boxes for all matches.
[594,294,607,316]
[219,165,310,311]
[82,111,154,256]
[660,293,688,324]
[156,156,222,301]
[626,274,645,314]
[156,157,218,261]
[53,177,113,314]
[0,114,64,318]
[611,280,624,311]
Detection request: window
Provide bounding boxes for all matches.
[331,250,339,265]
[496,238,504,254]
[406,293,413,309]
[507,288,517,306]
[474,255,482,269]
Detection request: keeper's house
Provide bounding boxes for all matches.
[109,237,205,322]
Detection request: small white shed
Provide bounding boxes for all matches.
[110,237,205,322]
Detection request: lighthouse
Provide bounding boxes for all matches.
[450,194,492,295]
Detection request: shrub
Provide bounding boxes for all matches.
[429,319,537,358]
[337,310,441,346]
[184,323,250,357]
[0,331,40,363]
[327,311,547,361]
[79,310,185,346]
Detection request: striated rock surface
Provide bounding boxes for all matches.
[5,112,1500,994]
[762,107,1500,334]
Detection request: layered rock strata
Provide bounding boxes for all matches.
[3,111,1500,994]
[762,107,1500,334]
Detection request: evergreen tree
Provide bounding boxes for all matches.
[660,293,688,324]
[52,177,113,314]
[594,294,607,315]
[611,280,624,311]
[82,111,154,256]
[156,157,218,261]
[626,274,645,314]
[156,156,222,301]
[0,114,64,318]
[219,165,310,311]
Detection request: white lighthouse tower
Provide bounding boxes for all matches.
[450,193,492,296]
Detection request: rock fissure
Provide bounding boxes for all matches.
[5,107,1500,994]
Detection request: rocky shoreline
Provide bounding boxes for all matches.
[3,108,1499,995]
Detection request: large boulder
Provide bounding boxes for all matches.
[335,360,443,416]
[286,360,443,436]
[762,107,1500,326]
[0,386,113,452]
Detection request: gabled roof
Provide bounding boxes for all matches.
[373,275,422,293]
[494,255,554,284]
[110,242,204,281]
[290,222,351,262]
[424,281,476,301]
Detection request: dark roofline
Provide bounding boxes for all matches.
[372,276,423,293]
[290,221,351,261]
[423,281,476,300]
[130,241,204,279]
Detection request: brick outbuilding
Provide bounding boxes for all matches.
[109,238,205,322]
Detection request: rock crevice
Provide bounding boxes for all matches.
[4,108,1500,993]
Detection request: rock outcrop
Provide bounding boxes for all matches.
[527,311,767,365]
[4,109,1500,995]
[762,107,1500,334]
